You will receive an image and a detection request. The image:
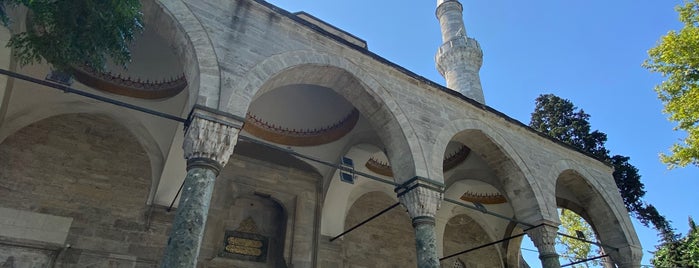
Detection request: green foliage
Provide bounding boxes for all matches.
[0,0,143,71]
[557,209,600,267]
[530,94,674,241]
[644,0,699,168]
[530,94,609,160]
[652,218,699,267]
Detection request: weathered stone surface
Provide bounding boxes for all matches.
[182,108,242,168]
[526,224,561,268]
[0,0,643,266]
[0,114,167,267]
[0,244,55,268]
[342,191,416,268]
[397,179,444,220]
[441,214,502,267]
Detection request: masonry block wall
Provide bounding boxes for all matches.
[0,114,326,267]
[0,114,171,267]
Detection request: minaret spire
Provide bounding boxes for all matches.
[435,0,485,104]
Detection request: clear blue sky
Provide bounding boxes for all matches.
[267,0,698,266]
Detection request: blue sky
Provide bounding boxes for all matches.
[267,0,699,266]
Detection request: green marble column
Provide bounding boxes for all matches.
[160,107,241,267]
[161,161,220,268]
[396,177,444,268]
[413,217,440,268]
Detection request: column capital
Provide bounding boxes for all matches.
[183,106,243,172]
[526,223,558,249]
[526,223,561,268]
[395,176,445,222]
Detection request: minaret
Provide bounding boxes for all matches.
[435,0,485,104]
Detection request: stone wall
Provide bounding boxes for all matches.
[331,191,416,268]
[0,113,171,267]
[0,114,326,268]
[198,141,322,268]
[441,214,502,268]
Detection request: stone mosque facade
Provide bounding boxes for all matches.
[0,0,642,267]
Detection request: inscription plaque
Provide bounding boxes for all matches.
[219,217,268,262]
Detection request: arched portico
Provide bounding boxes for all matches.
[146,0,221,114]
[430,118,552,223]
[0,113,154,266]
[224,50,427,183]
[0,105,164,204]
[551,159,642,267]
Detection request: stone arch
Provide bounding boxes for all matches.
[436,178,509,260]
[502,221,526,268]
[143,0,221,114]
[440,214,505,267]
[431,118,552,223]
[0,103,164,204]
[224,50,426,183]
[0,113,152,221]
[321,143,396,236]
[203,193,288,267]
[550,159,641,266]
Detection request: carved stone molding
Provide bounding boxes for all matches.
[243,109,359,146]
[72,65,187,99]
[365,145,470,177]
[183,107,243,171]
[526,223,560,267]
[396,177,445,221]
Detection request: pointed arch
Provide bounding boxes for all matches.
[550,159,642,266]
[223,50,426,182]
[146,0,221,113]
[0,102,164,204]
[431,117,551,223]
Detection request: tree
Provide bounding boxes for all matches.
[557,209,600,267]
[0,0,143,71]
[652,217,699,267]
[530,94,609,160]
[529,94,675,261]
[644,0,699,168]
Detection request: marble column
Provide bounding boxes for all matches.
[396,177,444,268]
[161,107,242,268]
[526,223,561,268]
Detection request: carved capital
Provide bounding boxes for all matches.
[526,224,559,256]
[396,177,445,221]
[183,106,243,172]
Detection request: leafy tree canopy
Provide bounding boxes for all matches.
[557,209,601,267]
[530,94,609,160]
[530,94,673,240]
[0,0,143,71]
[644,0,699,168]
[652,217,699,267]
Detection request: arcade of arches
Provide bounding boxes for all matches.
[0,0,642,267]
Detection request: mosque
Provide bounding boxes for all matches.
[0,0,642,267]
